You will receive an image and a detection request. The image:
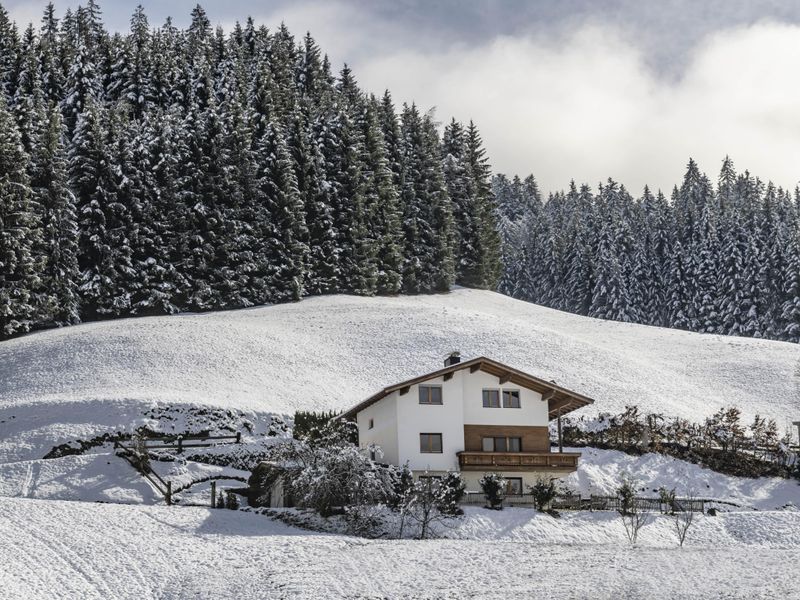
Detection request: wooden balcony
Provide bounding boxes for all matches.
[457,451,581,472]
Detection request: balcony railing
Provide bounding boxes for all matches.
[457,450,580,470]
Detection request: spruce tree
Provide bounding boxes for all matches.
[31,106,80,326]
[0,97,39,337]
[254,122,309,302]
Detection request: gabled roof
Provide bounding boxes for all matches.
[341,356,594,421]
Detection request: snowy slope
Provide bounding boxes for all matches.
[564,447,799,510]
[2,497,799,600]
[1,289,798,461]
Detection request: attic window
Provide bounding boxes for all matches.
[503,390,521,408]
[419,385,443,405]
[482,389,500,408]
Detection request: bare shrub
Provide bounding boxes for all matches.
[673,492,697,547]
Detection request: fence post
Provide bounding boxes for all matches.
[211,481,216,508]
[166,481,172,506]
[236,431,241,444]
[177,436,183,454]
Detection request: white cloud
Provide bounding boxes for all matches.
[351,20,800,194]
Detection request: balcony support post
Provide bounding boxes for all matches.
[557,409,563,453]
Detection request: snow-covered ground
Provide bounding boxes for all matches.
[3,497,799,600]
[564,447,799,510]
[2,290,799,598]
[1,289,798,462]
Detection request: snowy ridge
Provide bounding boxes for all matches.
[1,289,798,461]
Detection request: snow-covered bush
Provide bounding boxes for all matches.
[437,472,466,516]
[616,475,637,515]
[265,419,395,517]
[658,486,677,514]
[479,473,506,509]
[530,477,557,512]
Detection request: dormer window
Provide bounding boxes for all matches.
[419,385,442,405]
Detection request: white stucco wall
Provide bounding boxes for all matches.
[356,392,399,465]
[396,372,465,472]
[461,369,548,426]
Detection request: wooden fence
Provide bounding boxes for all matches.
[137,432,242,454]
[461,492,706,513]
[114,431,243,505]
[115,439,173,505]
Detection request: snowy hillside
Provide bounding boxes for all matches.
[1,289,798,461]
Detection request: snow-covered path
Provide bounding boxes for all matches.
[3,498,799,600]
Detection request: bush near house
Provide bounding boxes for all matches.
[479,473,506,509]
[530,477,558,512]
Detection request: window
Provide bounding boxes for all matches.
[420,433,443,453]
[419,385,443,405]
[503,390,521,408]
[482,436,522,452]
[368,418,374,429]
[482,389,500,408]
[505,478,523,495]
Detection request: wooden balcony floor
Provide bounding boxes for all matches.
[457,450,580,471]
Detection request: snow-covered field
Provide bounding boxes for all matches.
[1,289,798,462]
[3,497,799,600]
[2,290,799,599]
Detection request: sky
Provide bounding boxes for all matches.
[6,0,800,195]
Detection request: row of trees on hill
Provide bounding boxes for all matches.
[561,405,798,479]
[0,2,501,338]
[494,158,800,342]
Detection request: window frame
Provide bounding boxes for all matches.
[419,432,443,454]
[502,389,521,408]
[481,436,523,452]
[482,388,501,408]
[418,384,443,405]
[505,477,523,496]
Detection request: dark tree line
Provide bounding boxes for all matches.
[0,2,501,338]
[495,158,800,343]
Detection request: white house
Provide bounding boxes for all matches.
[341,354,595,494]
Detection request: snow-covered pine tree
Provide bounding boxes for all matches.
[362,97,402,294]
[0,4,19,101]
[589,180,632,322]
[38,3,64,106]
[399,104,454,293]
[30,105,80,326]
[464,121,501,289]
[0,96,39,337]
[563,182,594,315]
[780,229,800,343]
[288,102,338,296]
[254,121,309,302]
